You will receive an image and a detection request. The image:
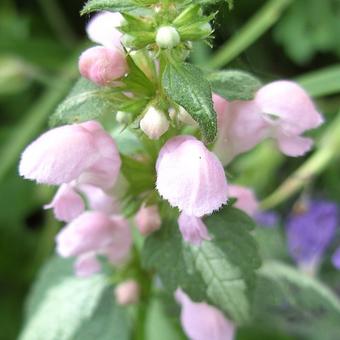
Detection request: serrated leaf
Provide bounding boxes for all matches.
[142,206,261,323]
[253,261,340,340]
[208,70,262,101]
[162,62,217,143]
[20,257,131,340]
[50,78,123,126]
[81,0,138,15]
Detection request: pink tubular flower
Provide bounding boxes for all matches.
[228,185,259,217]
[156,136,228,217]
[79,46,128,86]
[56,211,118,257]
[74,252,101,277]
[213,81,323,163]
[19,121,121,190]
[178,212,211,245]
[134,204,161,236]
[44,184,85,222]
[175,289,235,340]
[115,280,140,305]
[86,11,123,49]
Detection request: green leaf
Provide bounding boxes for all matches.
[192,0,234,9]
[81,0,138,15]
[253,261,340,340]
[162,62,217,143]
[208,70,262,101]
[20,257,131,340]
[50,78,124,126]
[142,206,261,323]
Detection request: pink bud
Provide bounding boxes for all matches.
[56,211,118,257]
[19,121,121,189]
[86,11,123,49]
[175,289,235,340]
[228,185,258,217]
[140,107,169,140]
[79,46,128,86]
[74,252,101,277]
[78,184,119,214]
[44,184,84,222]
[102,215,132,265]
[115,280,140,305]
[135,204,161,236]
[178,212,211,245]
[156,136,228,217]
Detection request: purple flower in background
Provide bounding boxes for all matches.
[255,211,279,228]
[332,247,340,270]
[286,200,338,274]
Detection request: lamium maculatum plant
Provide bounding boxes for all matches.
[17,1,340,340]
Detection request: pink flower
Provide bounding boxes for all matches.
[56,211,119,257]
[44,184,84,222]
[79,46,128,86]
[175,289,235,340]
[156,136,228,217]
[228,185,258,217]
[213,81,323,162]
[86,11,123,49]
[178,212,211,245]
[74,252,101,277]
[115,280,140,305]
[134,204,161,236]
[139,106,169,140]
[19,121,121,190]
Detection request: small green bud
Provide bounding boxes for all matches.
[156,26,180,49]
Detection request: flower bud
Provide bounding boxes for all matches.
[116,111,132,125]
[169,107,197,126]
[135,204,161,236]
[175,288,235,340]
[79,46,128,86]
[140,107,169,140]
[156,136,228,217]
[156,26,180,49]
[115,280,140,305]
[178,212,211,245]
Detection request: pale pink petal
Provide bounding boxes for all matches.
[175,289,235,340]
[255,80,323,136]
[86,11,123,49]
[102,215,132,265]
[228,185,259,217]
[178,212,211,245]
[276,133,314,157]
[79,46,128,86]
[55,211,116,257]
[74,252,101,277]
[213,100,268,165]
[115,280,140,305]
[19,124,98,185]
[140,107,169,140]
[78,184,119,214]
[212,93,229,127]
[44,184,84,222]
[134,204,161,236]
[156,136,228,217]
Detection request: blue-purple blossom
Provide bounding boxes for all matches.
[286,200,338,268]
[332,247,340,270]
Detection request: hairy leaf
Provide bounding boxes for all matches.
[50,78,124,126]
[20,257,131,340]
[162,62,217,143]
[142,206,261,323]
[81,0,138,14]
[208,70,262,101]
[254,261,340,340]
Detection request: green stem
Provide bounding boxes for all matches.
[37,0,77,48]
[260,113,340,209]
[0,52,80,183]
[207,0,292,69]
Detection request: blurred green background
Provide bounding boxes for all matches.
[1,0,340,339]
